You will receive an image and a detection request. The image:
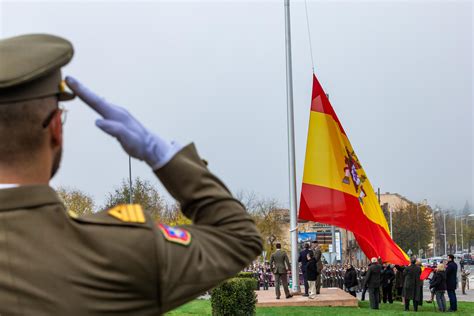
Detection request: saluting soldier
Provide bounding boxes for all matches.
[0,34,262,315]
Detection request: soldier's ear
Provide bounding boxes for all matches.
[48,110,63,147]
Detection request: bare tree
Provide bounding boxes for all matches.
[236,191,286,260]
[161,202,192,226]
[56,187,95,216]
[103,177,166,220]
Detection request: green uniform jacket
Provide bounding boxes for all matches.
[0,144,263,315]
[313,246,324,272]
[270,250,291,274]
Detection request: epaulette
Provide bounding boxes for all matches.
[68,204,152,228]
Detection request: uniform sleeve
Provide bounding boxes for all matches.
[314,249,322,262]
[152,144,263,313]
[285,253,291,270]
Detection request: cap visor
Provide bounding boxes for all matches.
[58,91,75,101]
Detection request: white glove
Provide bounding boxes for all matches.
[66,76,183,170]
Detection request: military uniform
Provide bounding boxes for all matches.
[462,269,470,294]
[270,249,292,299]
[0,34,262,315]
[312,244,323,294]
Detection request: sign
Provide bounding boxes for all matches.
[327,231,342,261]
[298,232,317,243]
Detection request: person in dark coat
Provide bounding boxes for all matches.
[430,263,447,312]
[381,263,395,303]
[446,254,458,312]
[306,251,318,299]
[403,258,422,311]
[394,265,405,302]
[415,258,424,306]
[365,257,383,309]
[360,267,368,301]
[298,243,313,297]
[344,264,358,297]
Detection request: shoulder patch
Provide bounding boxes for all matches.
[108,204,145,223]
[158,223,192,246]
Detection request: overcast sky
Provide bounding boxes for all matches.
[1,0,472,211]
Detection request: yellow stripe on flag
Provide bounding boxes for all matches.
[303,111,390,233]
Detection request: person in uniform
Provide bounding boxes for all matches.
[311,240,324,294]
[461,268,470,295]
[0,34,263,315]
[269,243,293,299]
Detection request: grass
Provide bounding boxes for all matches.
[166,299,474,315]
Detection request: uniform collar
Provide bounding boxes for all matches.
[0,185,62,211]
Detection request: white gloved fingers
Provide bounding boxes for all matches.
[96,119,147,160]
[95,119,129,139]
[66,76,121,119]
[67,76,182,169]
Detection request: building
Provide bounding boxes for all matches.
[379,192,412,211]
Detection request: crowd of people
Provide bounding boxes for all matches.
[244,242,470,313]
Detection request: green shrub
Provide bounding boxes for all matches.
[235,272,255,279]
[211,277,257,316]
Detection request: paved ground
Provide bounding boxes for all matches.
[256,287,358,307]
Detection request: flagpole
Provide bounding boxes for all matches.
[284,0,300,293]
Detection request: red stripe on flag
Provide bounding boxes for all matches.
[310,74,347,136]
[420,267,434,280]
[299,183,409,266]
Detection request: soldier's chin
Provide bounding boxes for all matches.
[50,147,62,179]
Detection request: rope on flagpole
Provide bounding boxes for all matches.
[304,0,315,73]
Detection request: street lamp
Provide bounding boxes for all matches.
[433,207,439,257]
[454,215,458,253]
[443,212,447,256]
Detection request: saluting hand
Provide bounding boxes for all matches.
[66,76,182,170]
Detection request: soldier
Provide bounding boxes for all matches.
[321,265,328,288]
[461,268,470,295]
[269,243,293,299]
[330,266,336,287]
[338,265,345,289]
[311,240,324,294]
[0,34,262,315]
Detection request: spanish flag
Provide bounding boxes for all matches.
[298,74,409,266]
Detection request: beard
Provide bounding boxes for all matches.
[50,146,62,179]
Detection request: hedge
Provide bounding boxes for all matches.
[235,272,255,279]
[211,276,257,315]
